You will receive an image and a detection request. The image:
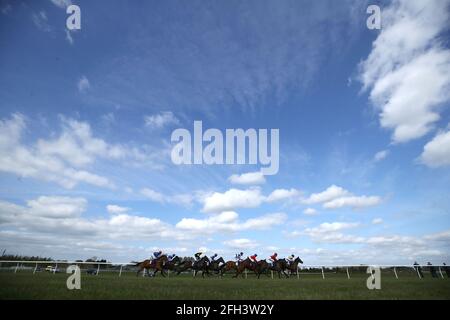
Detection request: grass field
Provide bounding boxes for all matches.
[1,270,449,300]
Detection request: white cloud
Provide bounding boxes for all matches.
[303,185,350,204]
[266,188,300,203]
[202,188,264,213]
[0,114,160,189]
[0,196,176,242]
[144,111,179,129]
[303,208,318,216]
[372,218,383,225]
[323,195,381,209]
[78,76,90,93]
[140,188,165,203]
[365,235,424,247]
[302,222,363,244]
[305,222,360,234]
[49,0,72,8]
[176,211,286,234]
[106,205,130,215]
[302,185,381,210]
[200,185,379,212]
[374,150,389,162]
[37,117,126,167]
[27,196,86,219]
[140,188,194,207]
[424,230,450,242]
[228,171,265,185]
[360,0,450,143]
[0,114,113,189]
[419,128,450,168]
[223,238,258,249]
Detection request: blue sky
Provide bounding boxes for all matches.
[0,0,449,264]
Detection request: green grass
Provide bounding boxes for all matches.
[1,271,449,300]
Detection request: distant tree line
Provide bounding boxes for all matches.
[0,253,52,262]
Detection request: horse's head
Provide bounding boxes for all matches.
[216,257,225,264]
[295,257,303,264]
[200,256,209,264]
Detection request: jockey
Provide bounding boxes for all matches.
[250,254,258,263]
[235,252,244,262]
[269,253,278,266]
[194,252,203,261]
[210,253,218,262]
[168,254,176,262]
[287,254,295,264]
[153,250,163,259]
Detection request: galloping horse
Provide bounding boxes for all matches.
[220,260,238,276]
[163,256,182,272]
[208,257,225,275]
[233,258,260,278]
[135,255,168,277]
[256,259,289,278]
[286,257,303,276]
[175,259,193,275]
[175,256,211,277]
[193,256,210,277]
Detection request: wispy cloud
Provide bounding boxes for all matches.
[144,111,179,129]
[65,29,74,45]
[78,76,90,93]
[360,0,450,143]
[49,0,72,9]
[32,11,51,32]
[374,150,389,162]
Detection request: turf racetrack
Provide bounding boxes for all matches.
[1,271,449,300]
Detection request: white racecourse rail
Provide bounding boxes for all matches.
[0,260,447,279]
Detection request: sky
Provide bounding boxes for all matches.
[0,0,449,265]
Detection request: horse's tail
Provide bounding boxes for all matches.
[131,261,141,266]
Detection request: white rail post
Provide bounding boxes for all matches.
[297,267,299,280]
[393,267,398,279]
[439,267,444,279]
[346,267,350,279]
[321,267,325,279]
[96,263,100,276]
[14,262,19,273]
[119,265,123,277]
[245,269,248,279]
[271,270,273,279]
[143,268,146,277]
[33,262,38,274]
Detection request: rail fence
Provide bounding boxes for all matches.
[0,260,448,280]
